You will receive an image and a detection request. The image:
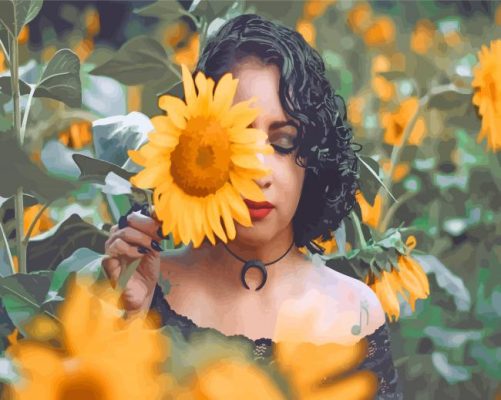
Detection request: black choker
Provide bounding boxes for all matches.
[222,240,295,291]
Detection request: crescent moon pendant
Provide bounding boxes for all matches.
[240,260,268,291]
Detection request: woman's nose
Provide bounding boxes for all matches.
[254,152,272,189]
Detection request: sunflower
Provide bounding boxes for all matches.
[128,64,273,248]
[381,97,426,147]
[472,39,501,152]
[355,191,382,229]
[4,279,173,400]
[365,236,430,321]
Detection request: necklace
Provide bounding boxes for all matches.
[222,239,295,291]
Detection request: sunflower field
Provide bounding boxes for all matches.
[0,0,500,399]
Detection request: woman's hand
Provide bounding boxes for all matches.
[102,205,165,315]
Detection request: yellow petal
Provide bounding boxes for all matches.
[181,64,196,108]
[213,72,239,115]
[149,131,178,148]
[158,95,187,129]
[130,162,169,189]
[151,115,181,138]
[202,197,216,245]
[222,99,260,129]
[207,194,227,243]
[224,184,252,227]
[231,153,268,170]
[229,171,265,202]
[217,191,236,241]
[229,128,268,144]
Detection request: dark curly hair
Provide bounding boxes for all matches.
[194,14,360,254]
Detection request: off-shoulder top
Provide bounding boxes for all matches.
[149,284,403,399]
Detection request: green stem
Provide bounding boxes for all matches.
[20,84,35,144]
[350,210,367,249]
[10,31,26,274]
[0,222,15,274]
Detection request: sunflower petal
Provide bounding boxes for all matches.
[225,184,252,227]
[130,162,168,189]
[229,171,265,202]
[222,99,260,129]
[218,190,237,240]
[213,73,239,115]
[181,64,196,108]
[151,115,182,138]
[229,128,268,144]
[231,153,268,170]
[207,194,227,243]
[158,95,187,129]
[149,132,178,148]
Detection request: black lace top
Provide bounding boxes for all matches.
[149,284,403,399]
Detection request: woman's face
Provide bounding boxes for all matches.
[230,57,305,246]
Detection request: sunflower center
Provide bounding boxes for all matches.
[170,116,231,197]
[56,371,108,400]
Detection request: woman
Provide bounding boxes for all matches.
[103,14,402,398]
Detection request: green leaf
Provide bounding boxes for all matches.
[377,71,408,81]
[413,254,471,311]
[89,36,174,86]
[0,271,53,335]
[427,85,472,111]
[378,230,406,254]
[358,154,397,203]
[73,154,135,184]
[0,0,43,37]
[0,77,31,96]
[26,214,108,272]
[191,0,235,21]
[0,130,77,202]
[34,49,82,108]
[133,1,184,24]
[431,351,471,384]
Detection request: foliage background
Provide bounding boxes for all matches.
[0,0,500,399]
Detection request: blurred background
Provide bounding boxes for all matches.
[1,1,500,398]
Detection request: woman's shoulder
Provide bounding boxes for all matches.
[290,260,386,343]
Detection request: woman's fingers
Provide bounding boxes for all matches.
[124,212,165,243]
[107,227,159,253]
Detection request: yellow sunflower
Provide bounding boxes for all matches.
[472,39,501,152]
[365,236,430,321]
[128,64,273,248]
[4,279,173,400]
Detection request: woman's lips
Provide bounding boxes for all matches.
[244,199,274,220]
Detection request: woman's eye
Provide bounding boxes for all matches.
[271,135,298,155]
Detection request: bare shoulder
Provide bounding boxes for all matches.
[292,261,386,343]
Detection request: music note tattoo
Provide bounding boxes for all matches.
[351,300,370,336]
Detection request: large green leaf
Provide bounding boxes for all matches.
[73,154,134,184]
[0,0,43,37]
[0,271,54,336]
[133,0,184,24]
[413,254,471,312]
[0,77,31,96]
[89,36,174,86]
[26,214,108,272]
[356,154,396,206]
[34,49,82,108]
[0,131,77,202]
[427,85,472,111]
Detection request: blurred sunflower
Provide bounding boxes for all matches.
[371,55,395,102]
[347,2,372,35]
[355,191,382,229]
[410,19,435,55]
[0,49,6,72]
[58,121,93,149]
[365,236,430,321]
[128,64,273,247]
[472,39,501,152]
[303,0,336,20]
[172,33,200,71]
[381,159,410,183]
[363,16,395,47]
[4,279,172,400]
[296,19,316,47]
[381,97,426,147]
[347,95,366,127]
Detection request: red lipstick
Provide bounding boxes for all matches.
[244,199,274,220]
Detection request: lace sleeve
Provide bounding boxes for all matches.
[357,321,403,400]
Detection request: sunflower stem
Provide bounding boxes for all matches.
[9,29,27,275]
[350,210,368,249]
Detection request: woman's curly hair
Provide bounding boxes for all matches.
[195,14,361,254]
